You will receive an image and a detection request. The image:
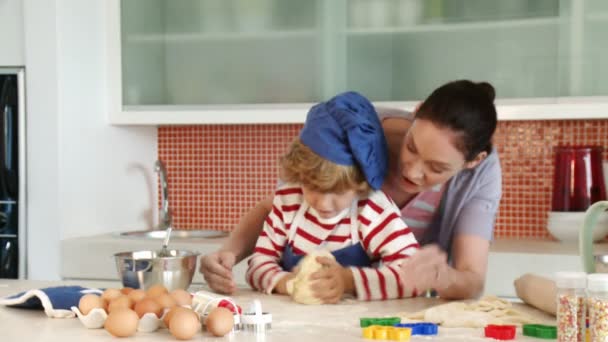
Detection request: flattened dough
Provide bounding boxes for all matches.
[286,250,335,305]
[400,296,540,328]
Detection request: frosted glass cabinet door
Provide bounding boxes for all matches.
[109,0,608,124]
[579,0,608,96]
[120,0,321,106]
[344,0,608,101]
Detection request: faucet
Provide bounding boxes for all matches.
[155,160,172,230]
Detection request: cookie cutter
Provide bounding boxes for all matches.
[394,322,438,336]
[240,299,272,333]
[362,325,411,341]
[522,324,557,339]
[360,317,401,328]
[484,324,516,340]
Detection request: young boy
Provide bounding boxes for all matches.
[245,92,419,302]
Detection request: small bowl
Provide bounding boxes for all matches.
[595,254,608,273]
[547,211,608,242]
[114,250,199,291]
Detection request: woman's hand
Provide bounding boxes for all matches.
[199,251,237,294]
[309,257,354,304]
[399,244,450,295]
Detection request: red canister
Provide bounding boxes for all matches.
[552,146,606,211]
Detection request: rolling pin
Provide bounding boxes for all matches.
[513,273,557,316]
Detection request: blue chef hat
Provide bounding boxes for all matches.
[299,91,388,190]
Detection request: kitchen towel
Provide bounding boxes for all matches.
[0,286,102,318]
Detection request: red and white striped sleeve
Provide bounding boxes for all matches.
[245,190,292,294]
[350,193,420,301]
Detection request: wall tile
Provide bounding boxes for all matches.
[159,119,608,240]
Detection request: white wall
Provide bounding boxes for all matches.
[0,0,24,65]
[24,0,157,280]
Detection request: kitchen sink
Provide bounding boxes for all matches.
[117,229,229,240]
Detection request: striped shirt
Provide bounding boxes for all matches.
[401,184,445,241]
[246,183,420,301]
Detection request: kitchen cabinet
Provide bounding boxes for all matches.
[0,0,25,66]
[106,0,608,124]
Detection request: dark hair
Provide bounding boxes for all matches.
[416,80,497,162]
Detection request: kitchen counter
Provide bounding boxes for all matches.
[61,233,608,297]
[0,279,555,341]
[61,232,249,287]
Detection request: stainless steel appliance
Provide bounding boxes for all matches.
[0,68,25,279]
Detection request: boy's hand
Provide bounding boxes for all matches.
[309,257,354,304]
[274,272,296,295]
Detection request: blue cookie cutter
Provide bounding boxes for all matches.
[394,322,438,336]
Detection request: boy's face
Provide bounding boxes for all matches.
[301,186,358,220]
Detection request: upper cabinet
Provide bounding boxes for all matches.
[0,0,24,66]
[106,0,608,125]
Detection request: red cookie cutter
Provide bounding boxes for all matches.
[484,324,516,340]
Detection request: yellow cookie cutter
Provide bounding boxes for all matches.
[362,325,412,341]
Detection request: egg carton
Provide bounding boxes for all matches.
[71,306,175,332]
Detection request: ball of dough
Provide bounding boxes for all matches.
[286,250,335,305]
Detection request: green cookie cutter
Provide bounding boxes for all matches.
[360,317,401,328]
[523,324,557,339]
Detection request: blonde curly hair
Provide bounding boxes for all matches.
[279,139,371,194]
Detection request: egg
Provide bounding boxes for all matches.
[128,289,146,303]
[120,287,134,295]
[134,297,163,318]
[78,294,106,315]
[163,306,190,328]
[155,293,177,310]
[146,284,168,298]
[107,295,134,313]
[169,289,192,307]
[102,288,123,302]
[205,307,234,337]
[169,308,200,340]
[104,308,139,337]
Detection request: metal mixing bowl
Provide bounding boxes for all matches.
[114,250,199,291]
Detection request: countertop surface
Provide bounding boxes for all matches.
[61,232,608,298]
[490,238,608,255]
[0,279,556,341]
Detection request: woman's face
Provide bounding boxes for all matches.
[397,119,470,193]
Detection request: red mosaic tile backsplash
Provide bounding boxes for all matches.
[158,119,608,240]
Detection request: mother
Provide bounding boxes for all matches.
[200,80,501,300]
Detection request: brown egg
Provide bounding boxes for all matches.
[205,307,234,337]
[163,306,191,328]
[104,308,139,337]
[134,297,163,318]
[120,287,134,295]
[169,289,192,307]
[107,295,134,313]
[155,293,177,310]
[102,288,123,302]
[146,284,168,298]
[128,289,146,303]
[78,294,106,315]
[169,308,200,340]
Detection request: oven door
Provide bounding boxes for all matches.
[0,236,17,278]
